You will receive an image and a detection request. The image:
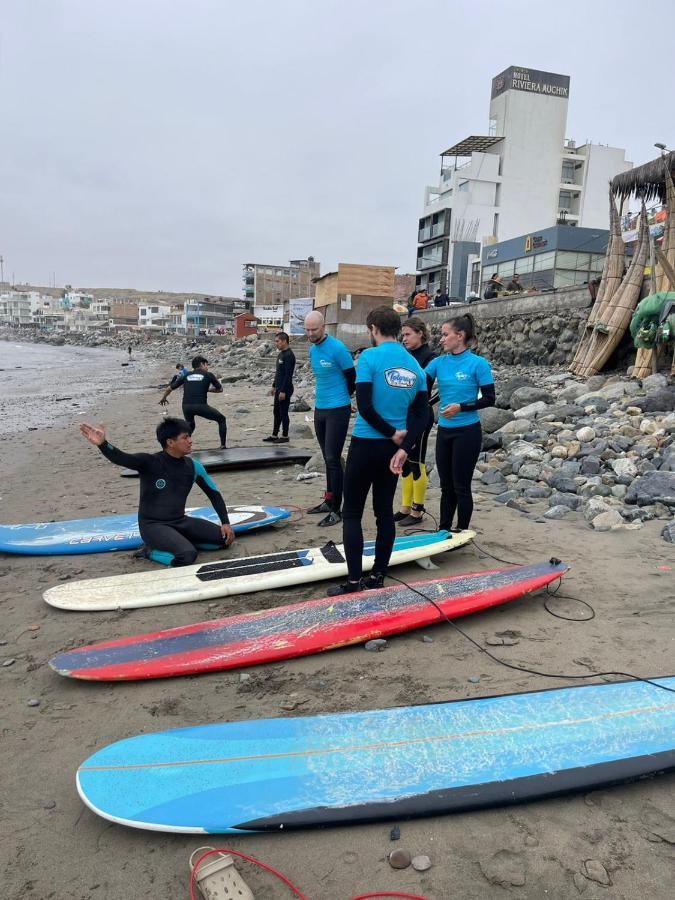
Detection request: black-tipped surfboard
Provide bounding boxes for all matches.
[44,530,472,611]
[120,446,313,477]
[76,676,675,833]
[0,506,289,555]
[50,560,566,680]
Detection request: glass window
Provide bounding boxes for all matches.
[482,266,498,280]
[517,256,534,273]
[533,251,555,272]
[561,160,575,182]
[559,191,572,210]
[556,251,591,271]
[497,260,515,277]
[591,253,606,268]
[554,270,587,289]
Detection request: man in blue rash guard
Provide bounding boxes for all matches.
[304,310,356,527]
[79,417,235,566]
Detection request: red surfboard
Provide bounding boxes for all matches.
[49,560,566,681]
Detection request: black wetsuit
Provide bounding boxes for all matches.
[401,343,436,481]
[272,347,296,437]
[172,368,227,446]
[98,441,230,566]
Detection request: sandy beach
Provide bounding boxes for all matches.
[1,341,674,900]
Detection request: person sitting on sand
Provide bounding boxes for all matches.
[79,417,235,566]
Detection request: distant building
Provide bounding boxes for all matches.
[139,303,172,329]
[0,291,32,326]
[477,225,609,296]
[243,257,320,307]
[313,263,395,350]
[109,299,140,329]
[416,66,632,297]
[180,297,253,334]
[394,273,416,306]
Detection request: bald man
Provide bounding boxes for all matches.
[304,310,356,527]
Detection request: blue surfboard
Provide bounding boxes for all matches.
[77,677,675,833]
[0,505,289,555]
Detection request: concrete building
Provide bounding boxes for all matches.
[139,303,172,329]
[477,224,609,295]
[243,257,320,306]
[416,66,632,297]
[0,291,32,326]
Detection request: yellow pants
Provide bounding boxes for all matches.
[400,465,428,509]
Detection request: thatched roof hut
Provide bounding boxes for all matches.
[611,151,675,202]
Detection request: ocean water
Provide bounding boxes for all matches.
[0,340,155,435]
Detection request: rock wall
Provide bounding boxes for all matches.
[416,286,594,367]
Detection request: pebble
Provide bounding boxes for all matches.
[389,825,400,841]
[412,855,432,872]
[576,426,596,443]
[43,800,56,810]
[388,849,411,869]
[468,675,480,683]
[582,859,611,886]
[27,699,40,707]
[239,673,251,682]
[365,639,387,652]
[421,635,433,643]
[2,658,16,667]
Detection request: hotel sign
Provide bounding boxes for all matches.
[492,66,570,100]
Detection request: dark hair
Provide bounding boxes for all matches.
[401,316,429,344]
[191,355,208,369]
[352,346,367,359]
[445,313,476,344]
[156,417,191,447]
[175,363,184,370]
[366,305,401,338]
[275,331,289,342]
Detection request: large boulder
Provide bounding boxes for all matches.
[510,386,552,410]
[559,382,588,402]
[630,390,675,414]
[513,400,549,419]
[479,407,514,433]
[497,376,533,409]
[642,373,669,392]
[625,471,675,506]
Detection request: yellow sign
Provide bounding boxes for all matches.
[524,235,532,253]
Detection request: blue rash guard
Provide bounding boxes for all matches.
[353,342,426,443]
[426,350,494,428]
[309,335,355,409]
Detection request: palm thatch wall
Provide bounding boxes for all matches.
[611,151,675,202]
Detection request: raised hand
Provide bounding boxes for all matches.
[80,422,106,446]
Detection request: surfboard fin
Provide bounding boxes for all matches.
[415,556,440,570]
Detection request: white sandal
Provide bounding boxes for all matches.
[190,847,255,900]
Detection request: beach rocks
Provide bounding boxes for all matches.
[479,407,514,433]
[591,509,624,531]
[576,426,596,443]
[625,471,675,506]
[513,400,549,419]
[510,386,552,410]
[661,521,675,542]
[544,504,570,519]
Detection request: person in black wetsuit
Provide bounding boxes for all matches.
[395,316,437,526]
[159,355,227,448]
[264,331,296,443]
[79,417,235,566]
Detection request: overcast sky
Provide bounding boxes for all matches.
[2,0,674,295]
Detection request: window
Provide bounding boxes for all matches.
[559,191,572,210]
[488,117,498,137]
[516,256,534,274]
[533,251,555,272]
[497,260,515,278]
[561,161,575,183]
[556,251,591,271]
[554,270,586,289]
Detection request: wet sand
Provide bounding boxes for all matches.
[1,345,674,899]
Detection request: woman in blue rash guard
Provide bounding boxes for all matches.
[425,314,495,531]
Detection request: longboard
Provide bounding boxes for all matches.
[44,530,472,612]
[77,676,675,833]
[50,560,566,680]
[120,446,313,477]
[0,506,289,556]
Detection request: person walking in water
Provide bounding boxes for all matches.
[425,314,495,531]
[79,417,235,566]
[159,355,228,448]
[304,310,356,527]
[326,306,429,597]
[395,316,436,526]
[263,331,296,443]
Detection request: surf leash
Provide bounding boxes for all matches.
[385,571,675,697]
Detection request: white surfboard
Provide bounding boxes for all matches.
[43,530,474,612]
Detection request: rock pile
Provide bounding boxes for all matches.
[476,371,675,539]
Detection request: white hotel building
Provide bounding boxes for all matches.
[416,65,632,297]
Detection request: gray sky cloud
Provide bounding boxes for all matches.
[2,0,673,294]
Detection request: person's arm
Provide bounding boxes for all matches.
[401,389,430,452]
[280,351,295,395]
[460,382,496,412]
[208,373,223,393]
[80,422,151,472]
[354,382,396,439]
[193,461,234,546]
[344,366,356,397]
[160,372,186,405]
